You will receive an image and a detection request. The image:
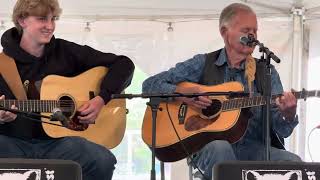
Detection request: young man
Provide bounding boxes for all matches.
[0,0,134,180]
[142,3,301,180]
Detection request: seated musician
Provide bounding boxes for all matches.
[0,0,134,180]
[142,3,301,180]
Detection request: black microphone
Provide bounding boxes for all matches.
[51,108,70,127]
[239,34,257,47]
[240,34,281,63]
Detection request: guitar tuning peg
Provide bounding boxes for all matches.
[301,88,307,101]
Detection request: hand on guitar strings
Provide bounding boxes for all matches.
[0,95,18,124]
[77,96,105,124]
[275,91,297,120]
[174,86,212,109]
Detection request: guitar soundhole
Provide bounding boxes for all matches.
[58,96,76,117]
[201,99,222,118]
[58,95,88,131]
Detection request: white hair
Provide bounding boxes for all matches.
[219,3,255,29]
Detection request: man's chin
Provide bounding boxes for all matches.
[40,38,51,44]
[244,47,255,54]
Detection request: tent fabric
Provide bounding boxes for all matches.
[1,0,320,20]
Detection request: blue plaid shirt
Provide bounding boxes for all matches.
[142,48,298,143]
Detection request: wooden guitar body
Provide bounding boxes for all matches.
[40,67,126,149]
[142,81,250,162]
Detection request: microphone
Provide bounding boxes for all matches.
[240,34,281,63]
[239,34,257,47]
[51,108,70,127]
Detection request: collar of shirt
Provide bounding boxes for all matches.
[215,48,245,70]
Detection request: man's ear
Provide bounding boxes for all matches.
[17,18,26,28]
[220,26,227,38]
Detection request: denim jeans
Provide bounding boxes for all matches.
[0,135,116,180]
[193,140,302,180]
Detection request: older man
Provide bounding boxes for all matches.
[142,3,301,179]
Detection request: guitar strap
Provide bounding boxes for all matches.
[0,52,27,100]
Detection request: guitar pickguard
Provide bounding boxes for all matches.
[184,99,222,131]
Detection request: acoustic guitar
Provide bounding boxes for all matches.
[142,81,319,162]
[0,66,126,149]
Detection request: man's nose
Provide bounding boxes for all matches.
[248,31,256,38]
[44,20,54,29]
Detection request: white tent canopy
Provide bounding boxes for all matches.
[1,0,320,20]
[1,0,320,179]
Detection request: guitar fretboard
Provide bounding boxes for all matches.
[0,100,71,113]
[222,90,319,111]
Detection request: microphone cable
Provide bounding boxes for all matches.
[165,102,210,180]
[307,126,318,162]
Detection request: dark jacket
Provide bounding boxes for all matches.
[0,27,135,139]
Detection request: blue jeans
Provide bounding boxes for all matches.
[0,135,116,180]
[193,140,302,180]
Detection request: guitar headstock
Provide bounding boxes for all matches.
[293,88,320,101]
[317,90,320,98]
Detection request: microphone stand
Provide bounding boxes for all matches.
[0,106,63,127]
[254,39,281,161]
[112,91,249,180]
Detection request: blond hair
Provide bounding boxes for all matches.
[219,3,255,30]
[12,0,62,33]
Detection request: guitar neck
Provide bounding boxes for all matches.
[0,100,59,113]
[222,89,319,111]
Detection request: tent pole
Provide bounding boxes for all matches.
[290,7,308,160]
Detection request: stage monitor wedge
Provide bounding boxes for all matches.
[0,158,82,180]
[214,161,320,180]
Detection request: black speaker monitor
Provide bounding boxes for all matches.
[0,158,82,180]
[214,161,320,180]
